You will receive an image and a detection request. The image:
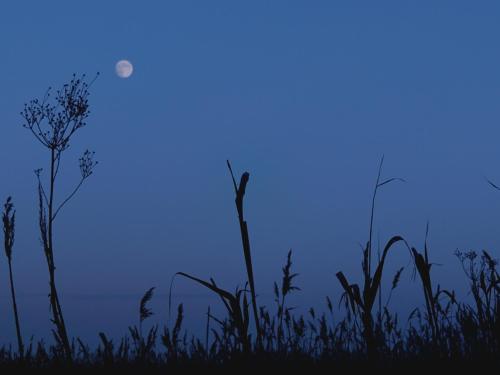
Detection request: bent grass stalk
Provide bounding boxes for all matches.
[336,157,409,358]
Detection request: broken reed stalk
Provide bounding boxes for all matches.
[226,160,262,348]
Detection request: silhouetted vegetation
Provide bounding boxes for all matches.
[2,197,23,357]
[20,74,98,360]
[0,77,499,371]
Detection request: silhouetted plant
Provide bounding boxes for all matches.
[336,157,407,358]
[21,74,98,359]
[2,197,23,357]
[169,161,261,353]
[410,224,456,345]
[97,332,115,366]
[162,303,185,362]
[172,272,252,352]
[227,160,262,347]
[129,287,158,362]
[455,249,499,352]
[140,287,156,328]
[274,249,300,351]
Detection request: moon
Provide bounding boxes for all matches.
[115,60,133,78]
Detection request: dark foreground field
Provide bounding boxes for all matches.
[0,354,499,374]
[0,245,498,373]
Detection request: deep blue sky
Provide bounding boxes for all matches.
[1,0,500,344]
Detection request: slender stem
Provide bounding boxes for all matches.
[52,178,84,221]
[46,148,72,360]
[48,148,55,264]
[205,306,210,356]
[368,157,384,279]
[278,293,286,350]
[8,259,23,357]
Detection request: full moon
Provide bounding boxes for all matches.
[115,60,133,78]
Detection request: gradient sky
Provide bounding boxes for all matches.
[1,0,500,345]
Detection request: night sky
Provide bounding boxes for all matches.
[1,0,500,345]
